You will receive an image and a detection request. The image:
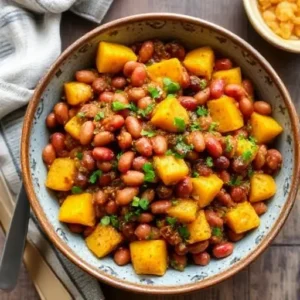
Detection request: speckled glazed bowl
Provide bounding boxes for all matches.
[21,13,300,294]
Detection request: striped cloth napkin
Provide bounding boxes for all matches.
[0,0,113,299]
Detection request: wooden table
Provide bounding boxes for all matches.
[1,0,300,299]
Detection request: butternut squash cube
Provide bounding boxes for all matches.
[191,174,223,208]
[153,155,189,185]
[250,112,283,144]
[183,47,214,79]
[212,67,242,85]
[249,173,277,202]
[167,199,198,223]
[151,97,189,132]
[130,240,168,276]
[207,96,244,133]
[147,58,184,84]
[187,210,211,244]
[236,138,258,162]
[45,158,76,191]
[225,201,260,234]
[64,82,93,106]
[96,41,137,73]
[64,116,84,140]
[86,224,123,258]
[59,193,95,226]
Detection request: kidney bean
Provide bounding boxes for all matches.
[210,79,225,99]
[239,97,254,118]
[99,91,114,103]
[42,144,56,165]
[46,112,57,129]
[50,133,65,153]
[114,247,131,266]
[137,213,154,223]
[113,92,128,104]
[165,42,186,60]
[121,170,144,186]
[137,96,152,109]
[118,151,135,173]
[214,156,230,169]
[131,66,147,87]
[175,243,188,255]
[99,172,115,187]
[127,87,147,102]
[198,115,212,131]
[111,76,127,89]
[213,242,234,259]
[93,131,114,147]
[94,190,108,206]
[75,70,97,84]
[186,150,200,161]
[79,121,95,145]
[115,187,139,205]
[105,200,118,215]
[227,229,245,242]
[218,171,231,185]
[232,157,248,173]
[170,253,187,271]
[117,131,132,150]
[188,240,209,254]
[205,136,223,157]
[265,149,282,171]
[103,115,125,132]
[253,145,267,170]
[81,151,96,171]
[120,222,136,241]
[138,41,154,63]
[130,157,146,172]
[254,101,272,115]
[151,227,162,240]
[97,161,112,172]
[140,189,155,203]
[216,188,235,207]
[54,102,69,125]
[224,84,246,100]
[178,96,198,111]
[156,185,173,199]
[181,68,191,89]
[125,116,142,138]
[160,225,182,245]
[56,150,69,158]
[193,252,211,266]
[151,200,172,214]
[215,58,233,71]
[83,226,96,237]
[205,210,224,227]
[123,61,142,77]
[194,88,211,105]
[68,224,84,234]
[92,77,108,93]
[151,135,167,155]
[252,202,268,215]
[92,147,114,161]
[74,172,88,188]
[242,79,254,97]
[188,75,202,92]
[230,187,247,202]
[175,177,193,198]
[187,131,205,152]
[135,224,152,240]
[194,160,213,177]
[135,137,153,157]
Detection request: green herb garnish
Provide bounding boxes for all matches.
[166,217,177,227]
[148,86,160,99]
[137,103,155,117]
[76,152,83,160]
[77,112,86,118]
[100,216,111,226]
[163,77,181,94]
[94,111,104,121]
[199,79,207,90]
[196,106,209,117]
[190,122,201,131]
[212,227,222,237]
[115,89,123,93]
[142,162,156,183]
[225,136,233,153]
[192,171,199,178]
[206,156,214,167]
[109,215,119,229]
[171,199,179,206]
[141,129,156,137]
[71,186,82,194]
[89,170,102,184]
[128,102,138,112]
[111,101,128,111]
[174,117,185,132]
[242,150,253,162]
[131,196,150,210]
[247,165,254,178]
[208,122,219,132]
[173,136,193,158]
[228,175,243,187]
[178,225,190,241]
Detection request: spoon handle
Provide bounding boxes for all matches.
[0,185,30,290]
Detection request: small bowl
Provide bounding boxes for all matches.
[21,13,300,294]
[243,0,300,53]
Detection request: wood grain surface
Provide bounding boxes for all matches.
[1,0,299,299]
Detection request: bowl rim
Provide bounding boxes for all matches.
[243,0,300,53]
[21,13,300,294]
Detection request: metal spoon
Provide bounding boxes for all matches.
[0,185,30,290]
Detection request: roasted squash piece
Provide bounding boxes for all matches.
[147,58,184,84]
[96,41,137,73]
[236,138,258,162]
[187,210,211,244]
[153,155,189,185]
[250,112,283,144]
[64,82,93,106]
[249,173,277,202]
[183,47,214,79]
[212,67,242,85]
[207,96,244,133]
[151,97,189,132]
[167,199,198,223]
[64,116,84,140]
[45,158,76,191]
[191,174,223,208]
[225,201,260,234]
[59,193,95,226]
[130,240,168,276]
[86,224,123,258]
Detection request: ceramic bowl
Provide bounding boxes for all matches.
[243,0,300,53]
[21,13,300,294]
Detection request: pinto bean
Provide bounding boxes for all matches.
[210,79,225,99]
[214,58,233,71]
[227,229,245,242]
[266,149,282,171]
[254,101,272,115]
[151,200,172,214]
[205,136,223,157]
[125,116,142,138]
[94,190,108,206]
[178,96,198,111]
[81,151,96,171]
[175,177,193,198]
[93,131,114,147]
[135,137,153,157]
[198,115,212,131]
[75,70,97,84]
[135,224,152,240]
[105,200,118,215]
[92,147,114,161]
[79,121,95,145]
[224,84,246,100]
[188,240,209,254]
[112,76,127,89]
[132,156,148,171]
[97,161,112,172]
[46,113,57,129]
[127,87,147,102]
[252,202,268,215]
[230,187,247,202]
[42,144,56,165]
[50,133,65,153]
[115,187,139,205]
[181,69,191,89]
[137,96,152,109]
[112,92,128,104]
[68,108,77,119]
[232,157,248,173]
[99,91,114,103]
[140,189,155,203]
[239,97,254,117]
[103,115,125,131]
[74,172,88,188]
[137,213,154,223]
[205,210,224,227]
[193,252,210,266]
[79,104,99,118]
[194,88,211,105]
[114,247,131,266]
[175,243,189,255]
[156,185,173,199]
[138,41,154,63]
[216,189,235,207]
[253,145,267,170]
[242,79,254,97]
[92,77,108,93]
[131,66,147,87]
[187,131,205,152]
[218,171,231,185]
[54,102,69,125]
[123,61,142,77]
[118,151,135,173]
[170,253,187,271]
[121,170,144,186]
[151,135,167,155]
[213,242,234,258]
[117,131,132,150]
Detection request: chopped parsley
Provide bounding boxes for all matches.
[89,170,102,184]
[100,216,111,226]
[225,136,233,153]
[192,171,199,178]
[116,152,123,161]
[228,175,243,187]
[249,136,257,144]
[199,79,207,90]
[141,129,156,137]
[178,225,190,241]
[166,217,177,227]
[131,196,149,210]
[208,122,219,132]
[124,209,141,222]
[137,103,155,117]
[248,165,254,178]
[190,122,201,131]
[77,112,86,118]
[94,111,104,121]
[174,136,194,158]
[212,227,222,237]
[166,149,185,159]
[206,156,214,167]
[71,186,82,194]
[171,199,179,206]
[148,86,160,99]
[142,162,156,182]
[174,117,186,132]
[127,102,138,112]
[163,77,181,94]
[76,152,83,160]
[242,150,253,162]
[196,106,209,117]
[111,101,128,111]
[115,89,123,93]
